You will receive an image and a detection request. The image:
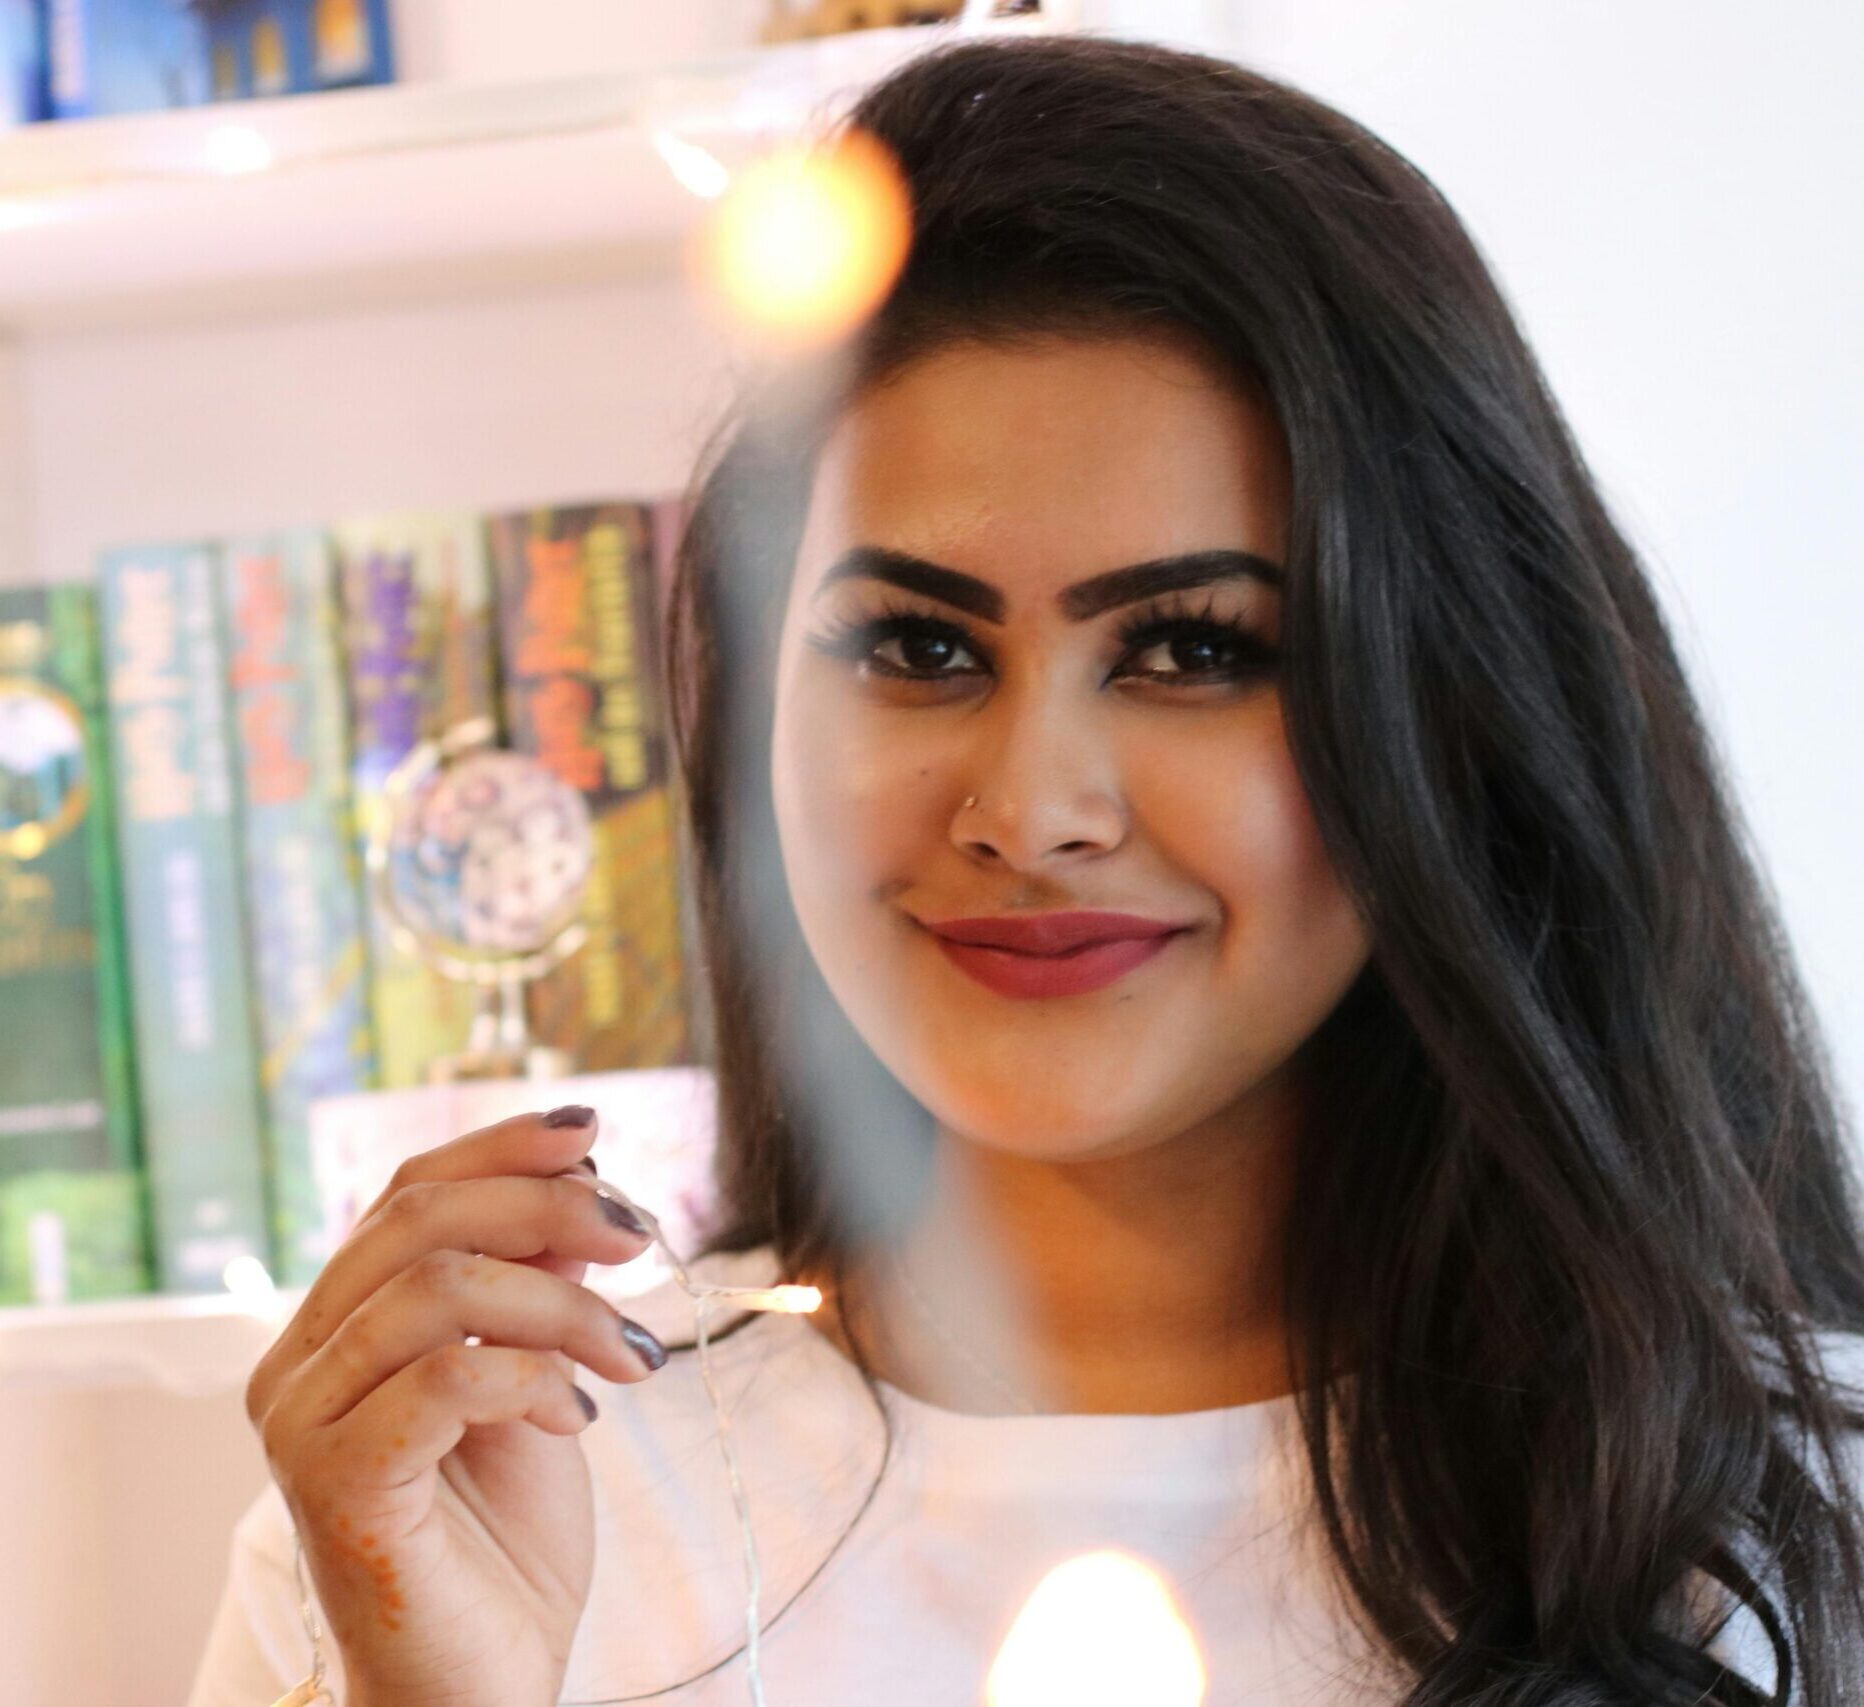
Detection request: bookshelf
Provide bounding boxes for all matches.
[0,13,1060,333]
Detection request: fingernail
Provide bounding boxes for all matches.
[573,1386,598,1421]
[618,1316,668,1371]
[544,1105,596,1129]
[593,1187,650,1237]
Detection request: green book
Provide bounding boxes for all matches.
[222,533,376,1286]
[100,544,270,1293]
[0,586,151,1304]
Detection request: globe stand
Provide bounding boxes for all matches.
[369,717,597,1087]
[442,967,577,1085]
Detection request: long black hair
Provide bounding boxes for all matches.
[659,33,1864,1705]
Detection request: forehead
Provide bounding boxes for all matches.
[799,335,1291,593]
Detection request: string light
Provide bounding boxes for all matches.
[699,126,912,349]
[986,1550,1208,1707]
[273,1199,821,1707]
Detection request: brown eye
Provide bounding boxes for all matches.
[874,626,976,675]
[804,611,985,680]
[1114,616,1279,685]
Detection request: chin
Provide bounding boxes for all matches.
[917,1081,1171,1163]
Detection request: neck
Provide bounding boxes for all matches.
[814,1083,1301,1416]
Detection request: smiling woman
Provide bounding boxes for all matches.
[658,31,1864,1706]
[770,335,1365,1216]
[191,30,1864,1707]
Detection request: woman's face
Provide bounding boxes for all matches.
[770,335,1371,1163]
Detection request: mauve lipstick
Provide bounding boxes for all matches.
[919,910,1191,999]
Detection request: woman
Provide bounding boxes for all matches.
[192,34,1864,1707]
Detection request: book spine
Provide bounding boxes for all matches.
[337,513,497,1087]
[223,533,375,1286]
[0,0,45,126]
[100,544,270,1293]
[0,585,151,1304]
[47,0,208,120]
[491,504,691,1072]
[43,0,86,118]
[648,496,713,1068]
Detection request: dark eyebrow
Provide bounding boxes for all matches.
[814,546,1284,625]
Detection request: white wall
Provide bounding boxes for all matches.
[1230,0,1864,1132]
[19,273,734,586]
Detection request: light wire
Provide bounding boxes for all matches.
[274,1203,818,1707]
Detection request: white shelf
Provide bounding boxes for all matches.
[0,14,1059,332]
[0,1262,683,1395]
[0,1286,300,1395]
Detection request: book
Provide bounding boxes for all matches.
[0,587,151,1305]
[0,0,45,125]
[334,511,498,1087]
[488,503,690,1073]
[98,543,270,1292]
[46,0,209,119]
[197,0,394,102]
[648,495,714,1068]
[222,532,374,1285]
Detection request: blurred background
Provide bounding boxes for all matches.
[0,1,1856,1700]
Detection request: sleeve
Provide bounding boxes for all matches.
[184,1480,351,1707]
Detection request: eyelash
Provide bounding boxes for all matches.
[802,592,1280,689]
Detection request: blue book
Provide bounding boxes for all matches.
[46,0,208,118]
[196,0,393,101]
[99,542,270,1293]
[0,0,45,125]
[221,532,375,1286]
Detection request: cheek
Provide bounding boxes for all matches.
[772,667,927,914]
[1136,705,1363,963]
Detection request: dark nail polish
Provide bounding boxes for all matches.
[574,1156,599,1174]
[594,1189,650,1237]
[573,1386,598,1421]
[544,1104,595,1129]
[618,1316,669,1371]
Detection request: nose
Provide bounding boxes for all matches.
[952,688,1126,870]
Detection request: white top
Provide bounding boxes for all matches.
[187,1246,1847,1706]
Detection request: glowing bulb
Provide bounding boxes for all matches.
[202,124,275,176]
[986,1550,1207,1707]
[703,1283,823,1315]
[222,1254,281,1317]
[701,126,912,348]
[652,128,731,201]
[0,196,70,233]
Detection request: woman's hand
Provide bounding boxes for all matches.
[244,1108,667,1707]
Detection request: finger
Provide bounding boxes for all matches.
[512,1164,607,1290]
[280,1251,665,1431]
[355,1106,604,1226]
[252,1174,651,1416]
[304,1344,598,1493]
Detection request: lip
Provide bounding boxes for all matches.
[919,911,1192,1000]
[923,911,1187,954]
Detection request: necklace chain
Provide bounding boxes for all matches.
[884,1247,1041,1416]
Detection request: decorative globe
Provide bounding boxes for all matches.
[384,748,593,957]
